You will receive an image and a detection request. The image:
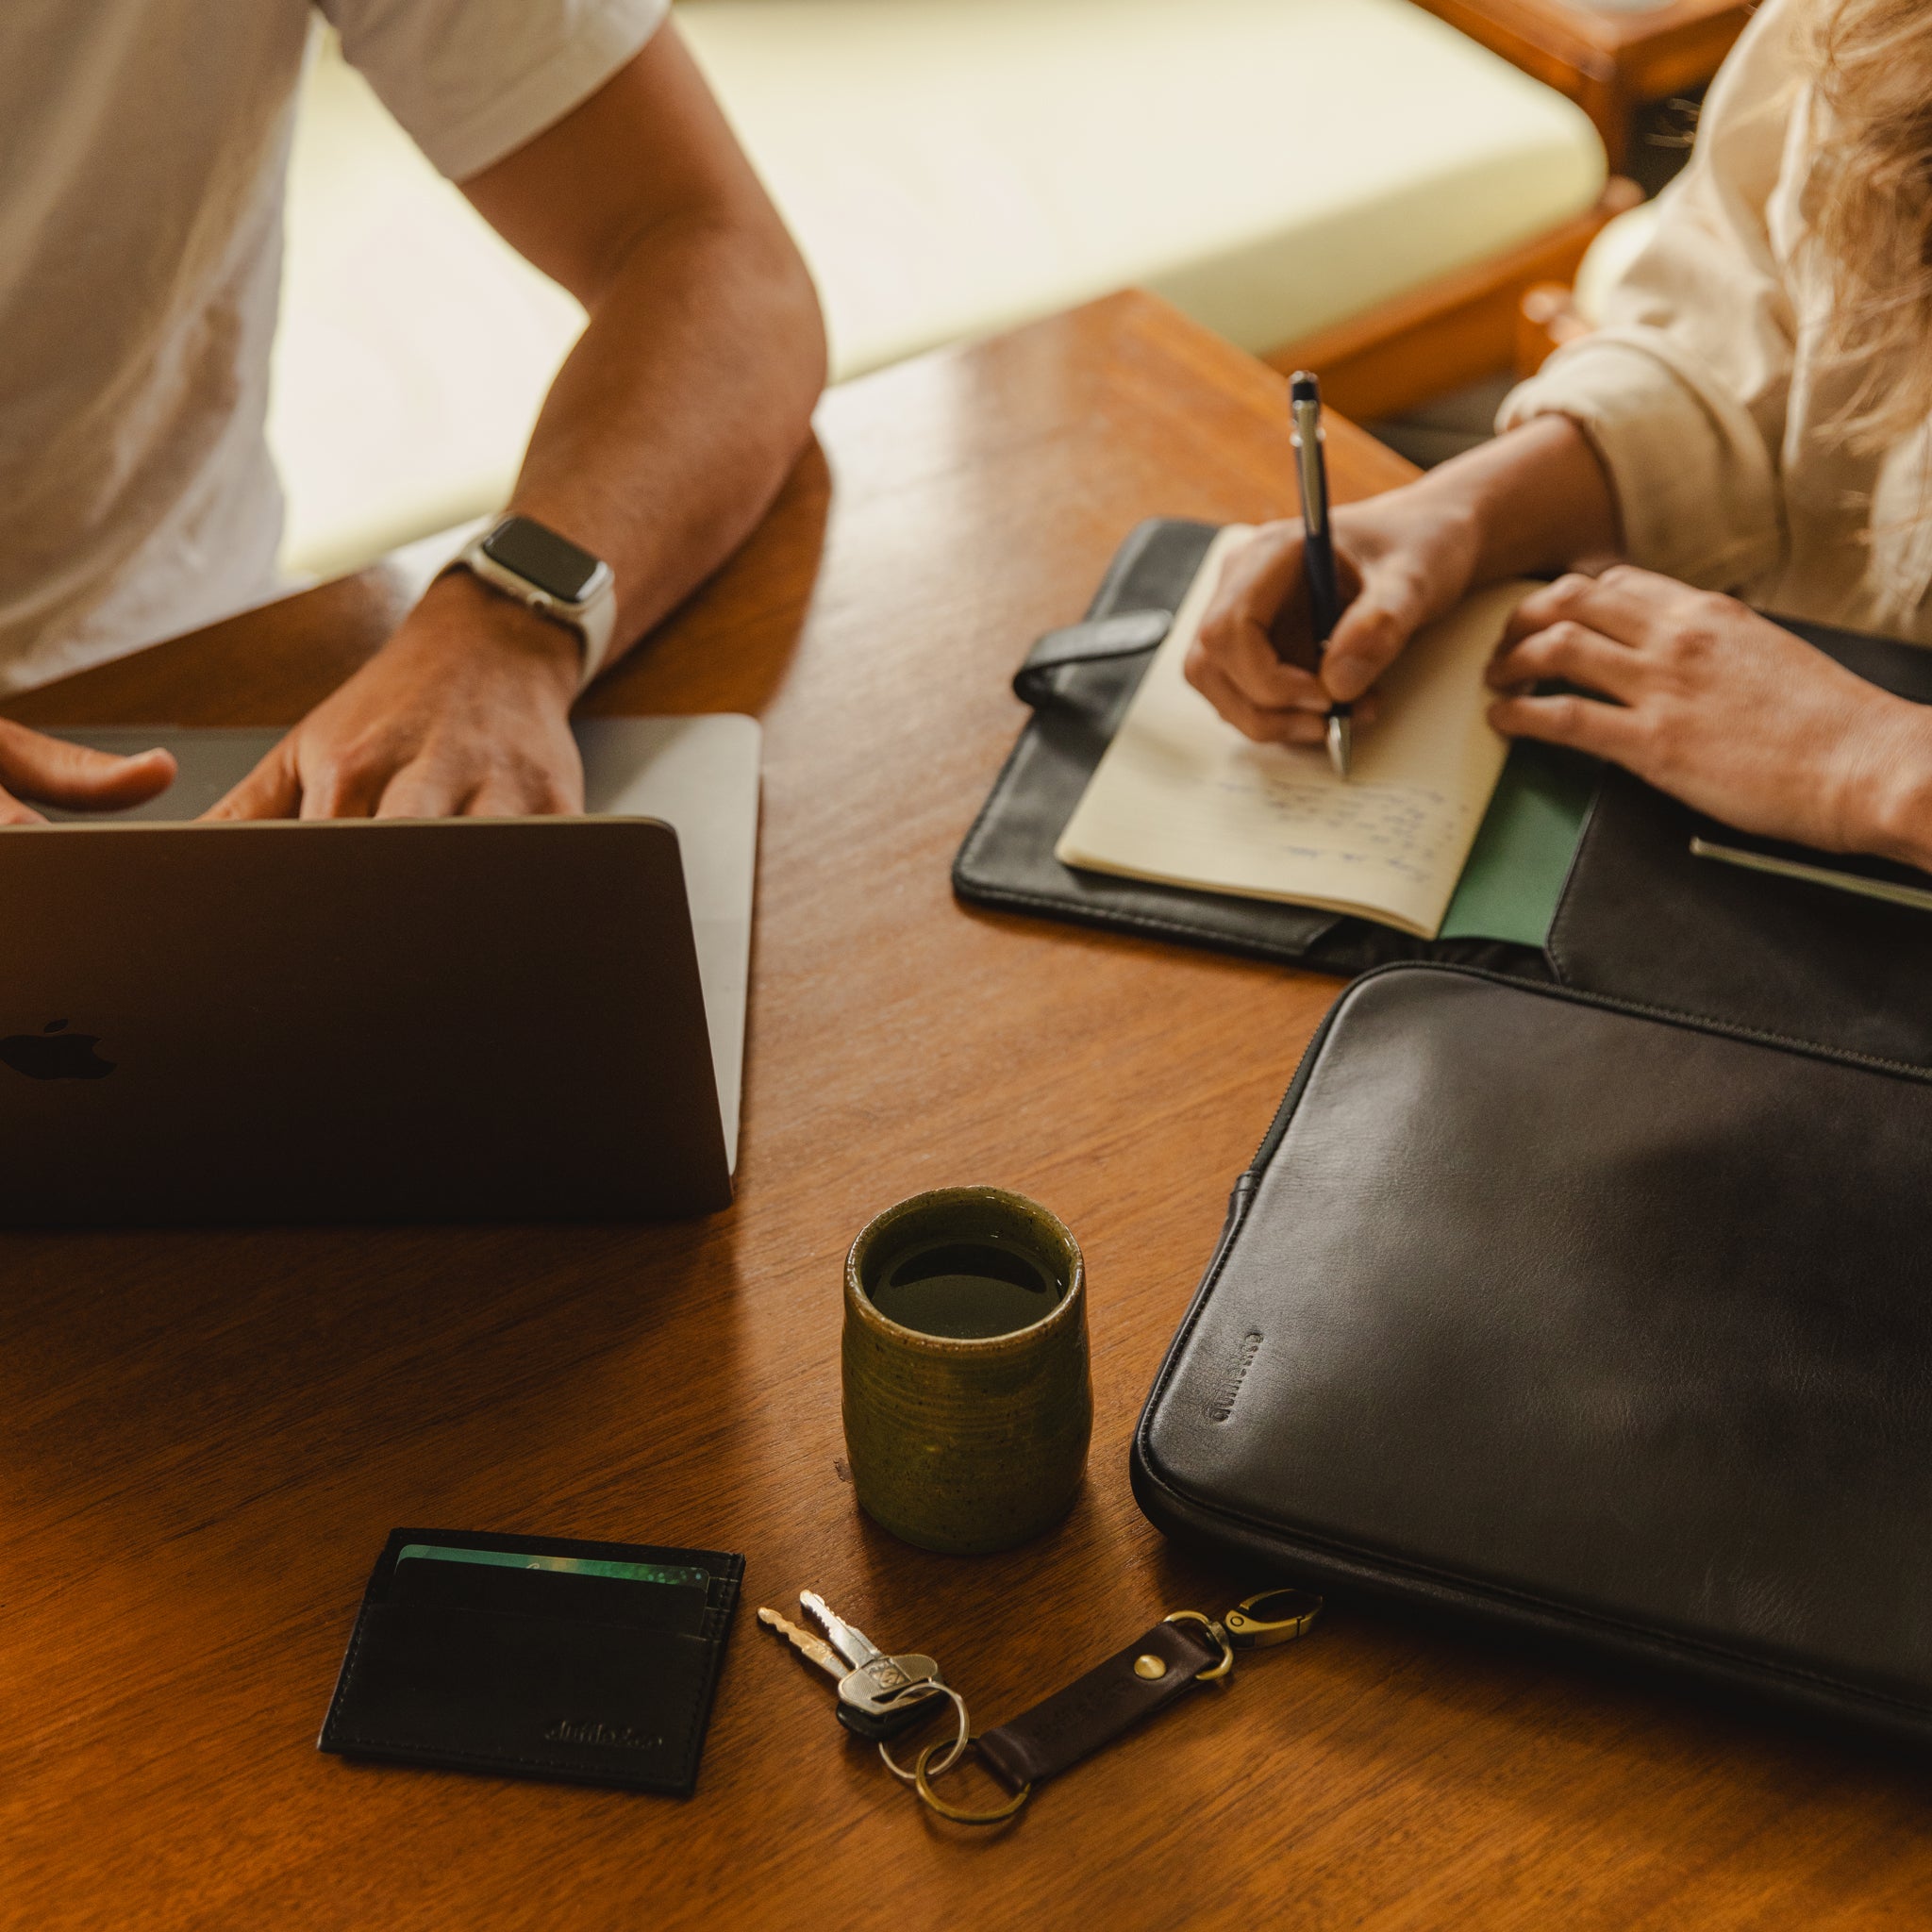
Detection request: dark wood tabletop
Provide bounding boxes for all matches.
[8,291,1927,1930]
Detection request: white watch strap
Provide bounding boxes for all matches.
[455,535,617,693]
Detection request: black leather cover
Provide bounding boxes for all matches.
[1548,780,1932,1075]
[951,519,1541,980]
[957,525,1932,1045]
[1544,613,1932,1069]
[1133,965,1932,1743]
[319,1529,741,1794]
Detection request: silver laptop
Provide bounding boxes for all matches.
[0,718,758,1224]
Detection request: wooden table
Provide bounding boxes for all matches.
[8,291,1928,1930]
[1410,0,1752,170]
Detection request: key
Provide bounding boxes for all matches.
[799,1591,945,1740]
[758,1607,845,1683]
[799,1590,884,1672]
[761,1596,946,1742]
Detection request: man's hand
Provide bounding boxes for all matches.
[1486,566,1932,859]
[0,718,175,824]
[206,573,584,819]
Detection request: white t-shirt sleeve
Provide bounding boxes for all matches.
[320,0,671,182]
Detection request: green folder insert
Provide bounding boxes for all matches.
[1438,741,1598,948]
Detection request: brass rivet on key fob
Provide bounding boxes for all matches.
[1133,1654,1167,1679]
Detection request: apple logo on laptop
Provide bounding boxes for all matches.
[0,1020,115,1081]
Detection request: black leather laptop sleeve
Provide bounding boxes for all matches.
[1132,963,1932,1744]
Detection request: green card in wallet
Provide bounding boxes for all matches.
[318,1528,742,1796]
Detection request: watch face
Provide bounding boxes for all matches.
[480,517,604,604]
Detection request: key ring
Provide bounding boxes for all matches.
[1162,1608,1236,1680]
[876,1684,970,1786]
[913,1738,1032,1825]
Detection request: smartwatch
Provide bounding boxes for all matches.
[450,514,618,691]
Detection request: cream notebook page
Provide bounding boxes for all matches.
[1055,526,1534,940]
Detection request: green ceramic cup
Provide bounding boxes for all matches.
[841,1186,1091,1557]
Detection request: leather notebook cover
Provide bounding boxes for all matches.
[958,522,1932,1043]
[319,1529,742,1794]
[1133,964,1932,1743]
[951,519,1538,980]
[1541,608,1932,1074]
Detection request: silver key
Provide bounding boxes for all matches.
[758,1602,941,1718]
[800,1591,941,1716]
[799,1590,885,1671]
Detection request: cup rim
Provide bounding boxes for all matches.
[843,1185,1085,1355]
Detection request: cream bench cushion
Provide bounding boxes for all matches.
[269,42,584,580]
[269,1,1603,577]
[680,0,1605,378]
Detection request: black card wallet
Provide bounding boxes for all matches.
[318,1529,742,1795]
[1133,964,1932,1745]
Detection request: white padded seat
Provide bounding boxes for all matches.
[680,0,1605,378]
[269,1,1603,577]
[270,42,584,579]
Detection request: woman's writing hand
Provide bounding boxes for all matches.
[1186,414,1618,747]
[1185,488,1483,744]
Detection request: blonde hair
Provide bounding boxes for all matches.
[1808,0,1932,451]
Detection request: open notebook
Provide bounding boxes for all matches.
[1055,525,1540,941]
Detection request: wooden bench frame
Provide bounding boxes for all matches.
[1262,177,1641,421]
[1407,0,1750,172]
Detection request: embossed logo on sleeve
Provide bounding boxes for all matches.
[1208,1331,1262,1423]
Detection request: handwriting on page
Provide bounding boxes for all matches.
[1219,764,1477,887]
[1054,526,1531,938]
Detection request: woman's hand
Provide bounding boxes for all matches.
[1487,566,1932,860]
[1186,414,1620,745]
[1185,490,1482,744]
[0,718,175,824]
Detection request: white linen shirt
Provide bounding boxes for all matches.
[1499,0,1932,643]
[0,0,666,694]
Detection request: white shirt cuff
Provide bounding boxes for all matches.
[1498,330,1784,592]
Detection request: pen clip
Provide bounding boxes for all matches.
[1290,402,1329,541]
[1289,372,1330,530]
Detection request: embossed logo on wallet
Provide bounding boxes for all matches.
[1208,1331,1262,1423]
[542,1719,665,1751]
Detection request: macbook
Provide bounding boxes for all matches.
[0,718,758,1224]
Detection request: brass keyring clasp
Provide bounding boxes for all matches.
[1223,1588,1323,1650]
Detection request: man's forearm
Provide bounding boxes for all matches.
[495,205,825,663]
[205,27,828,822]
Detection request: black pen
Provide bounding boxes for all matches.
[1288,371,1352,778]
